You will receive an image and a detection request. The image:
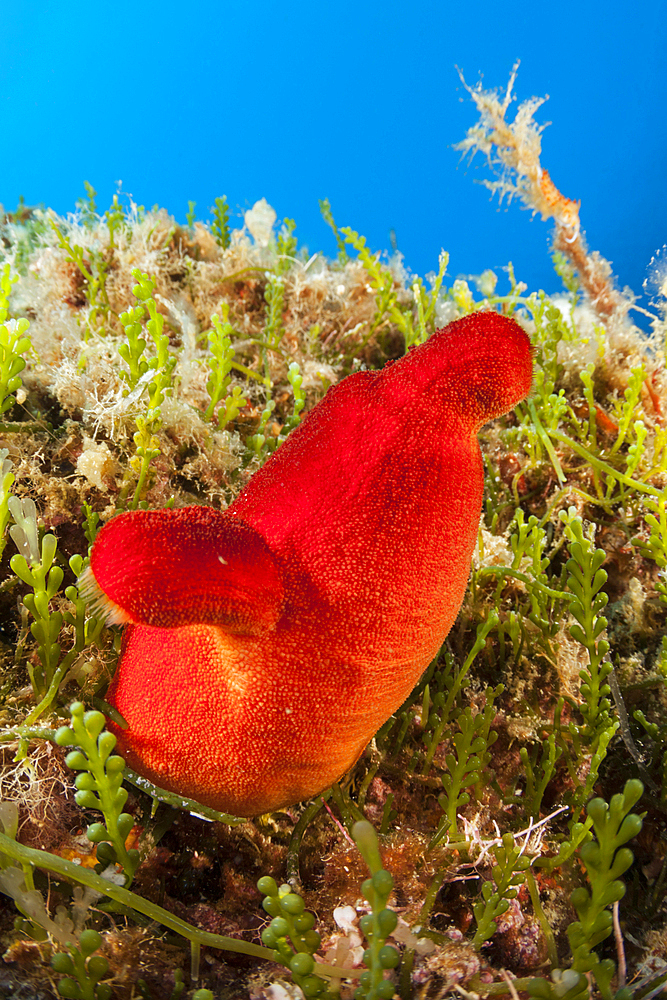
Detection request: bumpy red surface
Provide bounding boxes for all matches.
[89,312,533,816]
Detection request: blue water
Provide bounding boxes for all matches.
[2,0,665,326]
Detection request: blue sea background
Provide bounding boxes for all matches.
[2,1,665,324]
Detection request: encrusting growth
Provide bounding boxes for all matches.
[456,63,632,332]
[81,312,533,816]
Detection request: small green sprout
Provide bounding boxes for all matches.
[203,307,248,428]
[258,876,328,997]
[0,800,47,942]
[118,268,176,409]
[264,274,286,349]
[520,734,562,819]
[117,306,149,394]
[49,218,111,338]
[579,364,598,450]
[430,686,500,844]
[211,195,231,249]
[352,820,400,1000]
[218,385,247,430]
[186,200,197,230]
[529,294,569,399]
[530,780,643,1000]
[118,270,176,507]
[103,193,125,251]
[9,500,64,700]
[66,552,105,657]
[392,250,448,348]
[633,496,667,605]
[476,508,567,663]
[55,702,140,886]
[277,217,298,274]
[128,420,161,508]
[450,278,475,314]
[625,419,648,484]
[476,268,498,297]
[472,832,531,949]
[411,280,427,343]
[76,181,98,229]
[0,263,31,417]
[560,508,612,736]
[319,197,348,263]
[609,364,647,456]
[247,398,277,461]
[341,228,397,352]
[4,199,47,273]
[8,498,104,714]
[477,508,564,663]
[130,270,176,409]
[285,361,305,430]
[82,502,101,549]
[0,449,15,560]
[259,273,286,386]
[420,611,499,776]
[51,929,112,1000]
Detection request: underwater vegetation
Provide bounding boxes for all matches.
[0,68,665,999]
